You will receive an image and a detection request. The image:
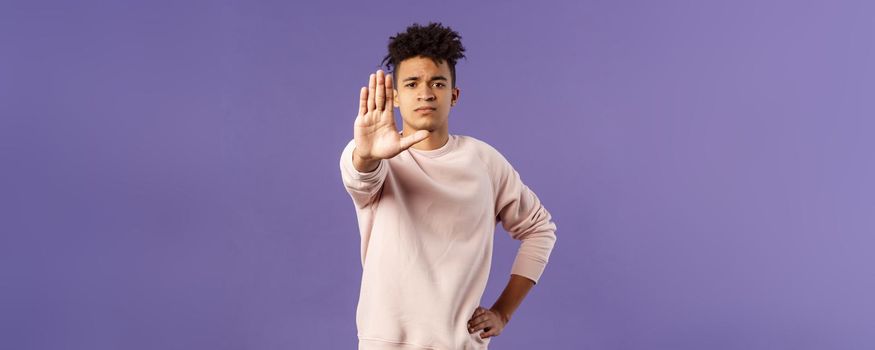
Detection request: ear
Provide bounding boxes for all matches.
[394,90,399,108]
[451,87,461,106]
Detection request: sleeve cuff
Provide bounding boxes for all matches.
[341,140,388,182]
[348,155,386,180]
[510,254,548,285]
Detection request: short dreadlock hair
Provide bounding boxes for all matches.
[380,22,466,89]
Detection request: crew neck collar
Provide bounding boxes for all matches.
[406,133,456,158]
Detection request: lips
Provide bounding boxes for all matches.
[415,106,436,111]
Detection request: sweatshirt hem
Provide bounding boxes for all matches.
[358,336,439,349]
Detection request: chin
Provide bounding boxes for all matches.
[401,115,446,130]
[420,119,445,128]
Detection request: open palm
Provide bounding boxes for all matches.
[353,70,429,160]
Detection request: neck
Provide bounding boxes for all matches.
[404,128,449,151]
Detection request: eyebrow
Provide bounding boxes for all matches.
[402,75,448,82]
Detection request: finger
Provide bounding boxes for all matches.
[367,73,376,112]
[375,70,385,111]
[358,87,368,116]
[468,307,485,326]
[399,130,429,150]
[469,316,490,330]
[469,319,491,333]
[468,313,486,325]
[385,73,394,110]
[480,329,495,339]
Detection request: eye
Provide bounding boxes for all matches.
[434,82,446,88]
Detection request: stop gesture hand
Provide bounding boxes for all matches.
[353,69,429,161]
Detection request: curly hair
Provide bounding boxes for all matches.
[381,22,466,88]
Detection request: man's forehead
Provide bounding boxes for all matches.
[401,74,449,82]
[397,57,450,79]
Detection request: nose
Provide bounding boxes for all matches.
[417,86,436,101]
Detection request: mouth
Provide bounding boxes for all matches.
[415,107,436,112]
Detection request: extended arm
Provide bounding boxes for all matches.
[340,69,431,207]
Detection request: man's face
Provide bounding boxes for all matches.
[393,55,460,134]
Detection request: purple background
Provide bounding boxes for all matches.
[2,0,873,349]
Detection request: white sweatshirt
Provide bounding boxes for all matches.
[339,133,557,350]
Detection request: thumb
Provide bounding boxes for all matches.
[399,130,430,150]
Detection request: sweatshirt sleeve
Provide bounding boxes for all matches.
[339,139,389,209]
[491,149,558,285]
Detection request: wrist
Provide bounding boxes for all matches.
[490,307,511,324]
[352,148,381,173]
[353,148,374,162]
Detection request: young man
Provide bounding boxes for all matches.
[339,22,558,350]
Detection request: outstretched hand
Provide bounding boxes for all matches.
[353,69,430,161]
[467,306,509,339]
